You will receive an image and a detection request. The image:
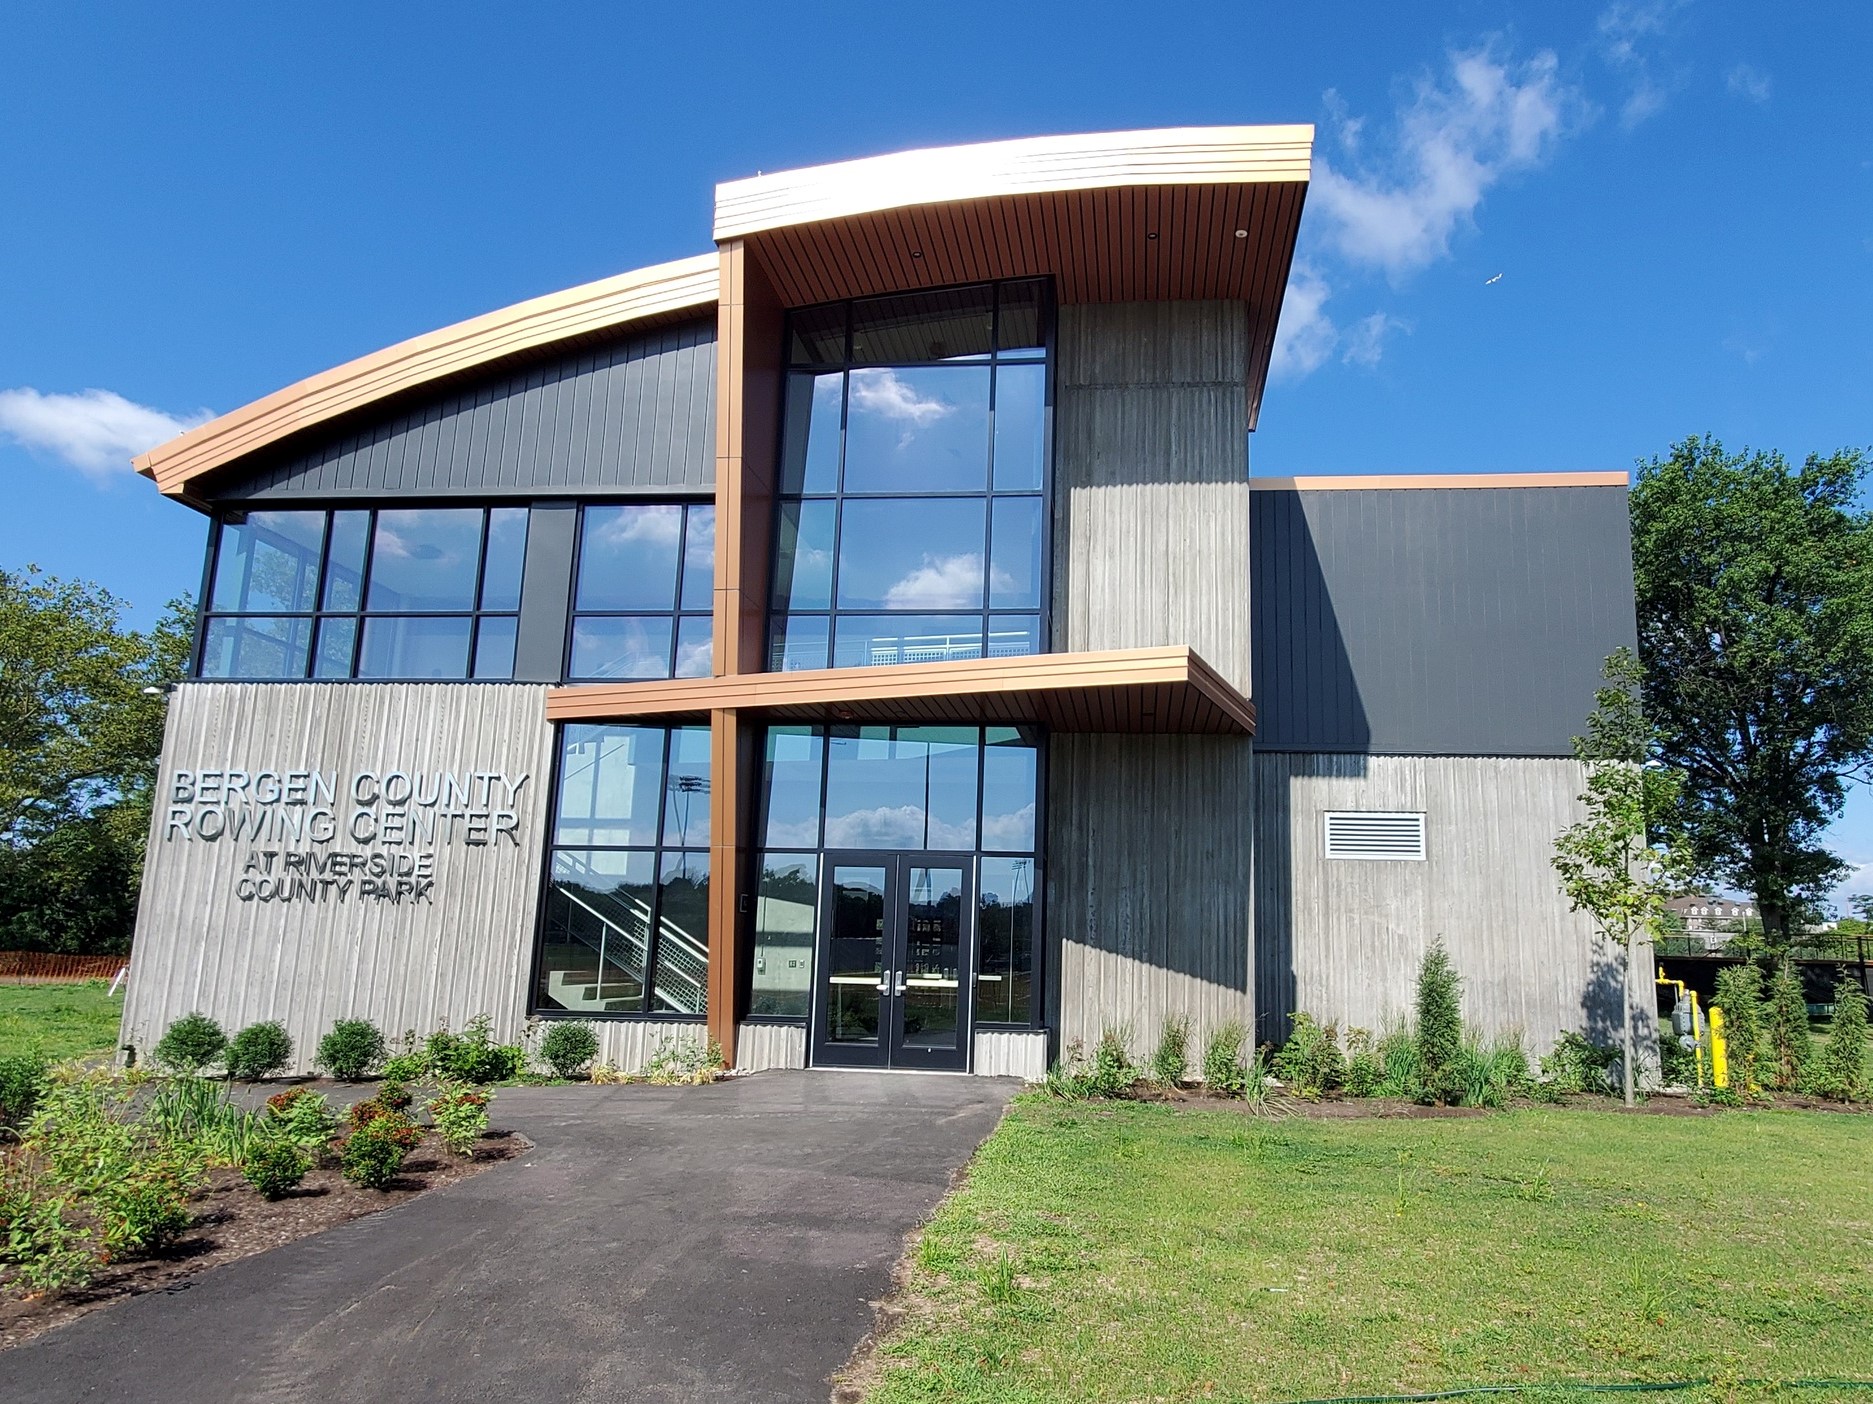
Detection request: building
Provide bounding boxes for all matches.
[121,126,1644,1079]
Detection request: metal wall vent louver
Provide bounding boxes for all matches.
[1323,811,1427,862]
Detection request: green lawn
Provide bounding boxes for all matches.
[864,1098,1873,1404]
[0,981,123,1062]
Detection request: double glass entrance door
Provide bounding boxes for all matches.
[812,852,971,1072]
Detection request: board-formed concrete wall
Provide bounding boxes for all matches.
[1253,752,1659,1060]
[1046,301,1256,1062]
[123,681,569,1074]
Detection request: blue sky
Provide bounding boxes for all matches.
[2,1,1869,903]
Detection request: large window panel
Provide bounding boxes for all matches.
[197,506,525,681]
[210,512,324,614]
[976,857,1036,1025]
[565,502,712,683]
[751,854,818,1019]
[833,614,984,669]
[554,724,667,848]
[835,498,986,611]
[780,373,843,495]
[774,501,836,611]
[842,366,990,494]
[367,509,483,612]
[577,505,682,612]
[535,723,712,1019]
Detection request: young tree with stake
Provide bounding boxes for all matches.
[1553,649,1693,1105]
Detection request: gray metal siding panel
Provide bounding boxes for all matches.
[212,319,718,502]
[1252,751,1659,1061]
[1250,486,1636,756]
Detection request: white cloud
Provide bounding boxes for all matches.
[594,504,683,548]
[1726,63,1772,104]
[1271,263,1411,382]
[883,552,988,610]
[848,368,952,425]
[1598,0,1689,128]
[1312,46,1576,281]
[1270,261,1338,382]
[0,387,211,480]
[1340,312,1409,369]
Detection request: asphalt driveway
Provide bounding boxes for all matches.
[7,1071,1017,1404]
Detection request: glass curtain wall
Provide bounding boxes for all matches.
[750,725,1040,1027]
[198,507,527,680]
[534,723,711,1018]
[768,280,1051,672]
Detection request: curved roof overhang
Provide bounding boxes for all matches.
[714,125,1313,427]
[135,252,720,499]
[137,125,1314,500]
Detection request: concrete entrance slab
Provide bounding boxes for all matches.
[7,1071,1017,1404]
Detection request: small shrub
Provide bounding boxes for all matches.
[643,1039,726,1086]
[265,1088,340,1161]
[1343,1028,1381,1097]
[93,1145,201,1258]
[1148,1016,1190,1087]
[1201,1022,1249,1097]
[1540,1032,1618,1095]
[225,1021,293,1081]
[242,1137,311,1200]
[428,1084,492,1156]
[375,1077,414,1112]
[316,1019,386,1081]
[1081,1028,1137,1099]
[1814,975,1871,1101]
[1375,1028,1424,1100]
[0,1051,50,1127]
[0,1170,94,1293]
[1713,964,1766,1091]
[154,1013,228,1074]
[340,1120,410,1190]
[380,1052,427,1083]
[147,1074,260,1166]
[1272,1012,1345,1098]
[540,1022,602,1080]
[424,1014,526,1084]
[1763,965,1813,1092]
[1450,1035,1528,1109]
[1415,943,1464,1105]
[588,1061,628,1085]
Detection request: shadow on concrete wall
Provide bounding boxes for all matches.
[1251,496,1368,1046]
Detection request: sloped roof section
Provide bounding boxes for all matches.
[136,253,720,498]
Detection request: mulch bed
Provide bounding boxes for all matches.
[0,1129,527,1352]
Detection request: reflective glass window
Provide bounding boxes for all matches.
[774,500,835,611]
[768,279,1051,676]
[577,505,682,612]
[566,502,713,683]
[780,373,843,495]
[357,615,473,680]
[751,855,818,1019]
[750,723,1042,1028]
[835,498,986,611]
[481,508,529,612]
[198,506,527,681]
[976,856,1036,1025]
[367,510,482,612]
[210,512,324,614]
[842,366,990,494]
[536,724,711,1019]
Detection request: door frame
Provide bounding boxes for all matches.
[808,851,976,1073]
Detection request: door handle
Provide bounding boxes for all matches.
[875,969,891,993]
[894,973,908,996]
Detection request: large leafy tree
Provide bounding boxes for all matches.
[0,567,191,952]
[1631,437,1873,953]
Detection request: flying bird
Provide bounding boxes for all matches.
[1484,273,1503,286]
